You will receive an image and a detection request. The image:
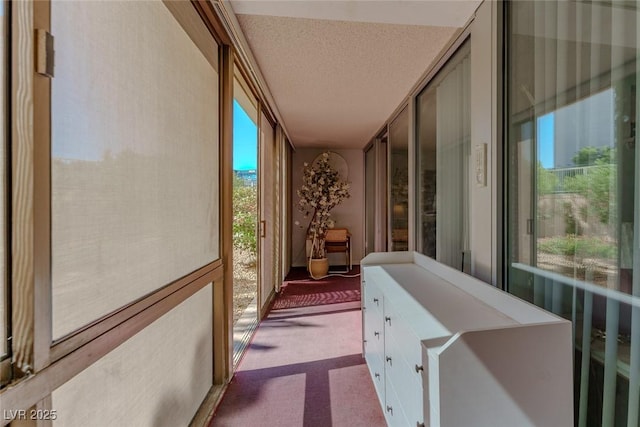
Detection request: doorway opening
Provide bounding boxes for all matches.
[232,79,259,367]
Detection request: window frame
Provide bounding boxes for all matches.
[1,0,228,414]
[502,2,640,425]
[0,0,11,372]
[414,38,472,270]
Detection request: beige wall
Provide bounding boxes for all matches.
[291,148,364,268]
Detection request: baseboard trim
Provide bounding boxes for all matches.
[190,383,227,427]
[260,289,277,319]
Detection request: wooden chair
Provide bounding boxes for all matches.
[391,228,409,251]
[324,228,351,272]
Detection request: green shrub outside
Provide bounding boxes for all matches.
[233,174,257,255]
[538,235,617,259]
[564,147,616,225]
[537,163,558,195]
[563,162,616,225]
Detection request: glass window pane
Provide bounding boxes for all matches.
[51,2,219,339]
[0,0,7,358]
[416,40,471,271]
[231,89,258,354]
[389,108,409,251]
[365,146,375,255]
[506,2,640,425]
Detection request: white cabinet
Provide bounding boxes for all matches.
[361,252,573,427]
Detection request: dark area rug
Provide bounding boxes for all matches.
[272,266,361,310]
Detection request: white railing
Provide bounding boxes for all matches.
[549,165,594,193]
[511,262,640,427]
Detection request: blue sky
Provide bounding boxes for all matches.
[233,100,258,171]
[537,112,555,169]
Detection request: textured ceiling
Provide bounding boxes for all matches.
[232,2,479,149]
[230,1,481,28]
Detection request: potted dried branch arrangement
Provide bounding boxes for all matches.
[297,152,350,279]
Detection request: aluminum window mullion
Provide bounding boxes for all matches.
[551,279,563,315]
[600,2,629,423]
[11,0,52,376]
[579,291,594,427]
[627,18,640,423]
[602,298,620,427]
[628,304,640,427]
[0,0,9,364]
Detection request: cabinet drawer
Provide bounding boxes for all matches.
[365,351,385,403]
[384,372,411,427]
[385,299,438,370]
[385,332,425,426]
[363,307,384,357]
[362,280,384,314]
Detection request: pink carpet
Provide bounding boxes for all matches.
[210,268,385,427]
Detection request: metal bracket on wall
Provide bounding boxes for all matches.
[35,29,54,78]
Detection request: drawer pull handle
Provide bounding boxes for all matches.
[385,316,391,325]
[386,405,393,415]
[386,356,392,365]
[374,372,380,379]
[373,298,379,304]
[415,364,424,373]
[374,331,380,337]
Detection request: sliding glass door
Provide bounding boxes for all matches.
[365,133,388,255]
[416,40,471,271]
[365,144,376,255]
[389,108,409,251]
[506,2,640,425]
[259,112,277,313]
[231,75,259,365]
